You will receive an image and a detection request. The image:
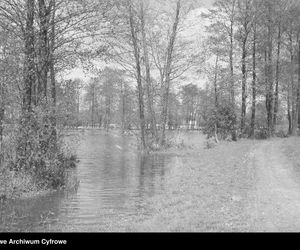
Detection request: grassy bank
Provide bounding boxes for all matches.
[0,169,47,201]
[117,136,300,232]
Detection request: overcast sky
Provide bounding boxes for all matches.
[63,0,215,87]
[201,0,214,7]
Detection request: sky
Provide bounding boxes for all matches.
[63,0,215,88]
[201,0,214,7]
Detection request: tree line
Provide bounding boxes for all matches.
[61,74,208,134]
[202,0,300,140]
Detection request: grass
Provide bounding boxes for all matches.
[123,135,300,232]
[0,168,57,202]
[282,136,300,178]
[0,134,79,202]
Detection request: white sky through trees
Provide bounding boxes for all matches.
[64,0,215,90]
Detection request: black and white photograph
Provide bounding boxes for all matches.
[0,0,300,234]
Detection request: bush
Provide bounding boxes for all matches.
[254,127,269,140]
[145,132,189,151]
[275,130,289,138]
[0,108,79,193]
[0,168,39,200]
[203,105,237,141]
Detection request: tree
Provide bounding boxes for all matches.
[0,0,113,187]
[140,0,158,140]
[181,84,200,129]
[128,0,147,149]
[57,79,82,128]
[236,0,253,133]
[159,0,181,146]
[250,7,257,138]
[203,0,238,106]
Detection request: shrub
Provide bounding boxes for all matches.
[203,104,237,141]
[275,130,288,138]
[0,168,39,200]
[1,107,79,192]
[254,127,269,140]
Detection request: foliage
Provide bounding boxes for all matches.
[57,79,82,128]
[275,129,289,138]
[254,127,269,140]
[9,107,78,190]
[203,104,237,140]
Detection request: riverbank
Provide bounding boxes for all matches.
[2,131,300,232]
[96,136,300,232]
[0,130,79,203]
[0,158,78,203]
[0,169,75,203]
[123,139,258,231]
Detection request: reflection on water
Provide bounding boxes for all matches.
[0,130,174,232]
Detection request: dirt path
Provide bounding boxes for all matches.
[249,139,300,231]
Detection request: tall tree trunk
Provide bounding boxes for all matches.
[105,97,111,132]
[129,2,146,149]
[296,38,300,132]
[292,84,296,134]
[37,0,49,103]
[212,55,219,143]
[229,23,235,105]
[23,0,35,113]
[241,38,247,133]
[288,96,292,135]
[91,85,95,128]
[250,22,257,138]
[160,0,181,146]
[0,59,4,159]
[289,47,294,135]
[121,82,126,134]
[37,0,51,155]
[140,0,158,141]
[273,23,281,128]
[229,0,237,141]
[18,0,36,168]
[266,3,274,136]
[50,0,57,143]
[229,0,236,105]
[0,105,4,163]
[290,36,297,135]
[214,54,219,108]
[288,75,292,135]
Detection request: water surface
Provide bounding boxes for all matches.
[0,130,177,231]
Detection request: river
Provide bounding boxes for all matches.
[0,130,180,232]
